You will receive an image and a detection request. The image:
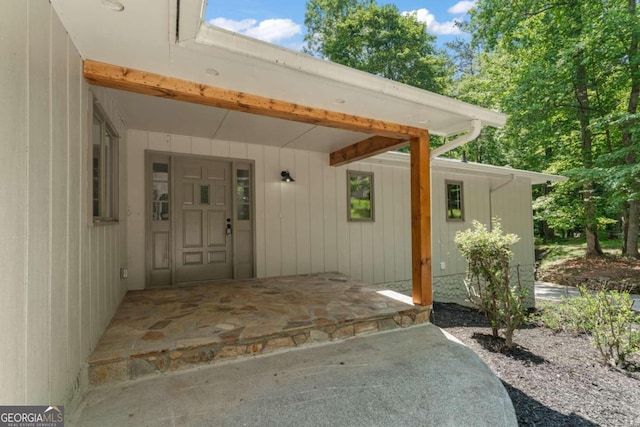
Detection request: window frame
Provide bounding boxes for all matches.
[347,170,375,222]
[445,180,464,222]
[91,100,119,224]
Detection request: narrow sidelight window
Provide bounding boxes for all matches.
[446,180,464,221]
[236,169,251,221]
[152,162,170,221]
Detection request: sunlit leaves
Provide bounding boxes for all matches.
[303,0,450,92]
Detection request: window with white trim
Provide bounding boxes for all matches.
[92,102,119,222]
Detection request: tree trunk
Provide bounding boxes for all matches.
[622,203,629,256]
[542,178,555,241]
[627,202,639,257]
[575,49,603,257]
[622,0,640,257]
[541,148,555,241]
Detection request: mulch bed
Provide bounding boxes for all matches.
[537,255,640,294]
[432,302,640,426]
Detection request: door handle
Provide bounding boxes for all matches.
[226,218,232,237]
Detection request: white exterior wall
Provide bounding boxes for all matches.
[126,130,536,307]
[126,130,413,289]
[0,3,127,407]
[431,169,536,306]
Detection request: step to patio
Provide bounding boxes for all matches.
[87,274,431,387]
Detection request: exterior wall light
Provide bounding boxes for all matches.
[281,171,295,182]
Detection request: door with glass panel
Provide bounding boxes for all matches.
[173,157,233,283]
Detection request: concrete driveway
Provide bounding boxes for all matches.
[536,281,640,312]
[70,324,516,427]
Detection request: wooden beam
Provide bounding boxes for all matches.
[410,133,433,306]
[329,135,407,166]
[83,60,425,139]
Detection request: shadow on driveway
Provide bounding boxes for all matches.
[502,381,598,427]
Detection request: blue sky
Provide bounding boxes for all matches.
[204,1,476,50]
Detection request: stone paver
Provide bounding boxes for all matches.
[88,273,430,386]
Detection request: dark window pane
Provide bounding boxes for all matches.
[238,204,250,221]
[236,169,251,217]
[348,171,374,221]
[446,182,463,220]
[92,106,118,221]
[152,162,169,181]
[152,202,170,221]
[92,143,101,217]
[153,182,169,201]
[200,185,210,204]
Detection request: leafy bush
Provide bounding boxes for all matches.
[455,219,527,349]
[536,297,595,334]
[538,287,640,368]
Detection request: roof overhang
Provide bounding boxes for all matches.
[187,20,506,137]
[51,0,506,156]
[362,152,568,185]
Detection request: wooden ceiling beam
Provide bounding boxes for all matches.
[329,135,408,166]
[83,60,426,140]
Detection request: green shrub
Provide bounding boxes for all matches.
[585,289,640,368]
[536,298,595,334]
[538,287,640,368]
[455,219,527,349]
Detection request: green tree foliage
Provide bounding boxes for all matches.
[446,43,512,164]
[466,0,640,257]
[303,0,450,92]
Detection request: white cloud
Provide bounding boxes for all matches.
[448,1,477,15]
[209,17,301,44]
[402,9,462,36]
[209,17,257,33]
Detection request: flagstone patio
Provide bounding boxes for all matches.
[88,273,430,386]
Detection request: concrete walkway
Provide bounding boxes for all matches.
[70,324,516,427]
[535,281,640,312]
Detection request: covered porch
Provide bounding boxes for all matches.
[89,273,429,386]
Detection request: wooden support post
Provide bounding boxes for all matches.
[410,133,432,306]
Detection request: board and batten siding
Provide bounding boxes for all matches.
[430,169,536,305]
[430,169,536,271]
[127,130,537,304]
[0,2,127,407]
[126,130,413,289]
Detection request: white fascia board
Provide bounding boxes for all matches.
[177,0,206,43]
[187,22,506,133]
[432,157,567,185]
[361,153,567,185]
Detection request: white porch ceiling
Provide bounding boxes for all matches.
[108,89,372,151]
[51,0,507,154]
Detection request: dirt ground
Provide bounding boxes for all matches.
[537,255,640,294]
[433,302,640,427]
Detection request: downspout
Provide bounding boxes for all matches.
[430,119,483,159]
[489,174,516,229]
